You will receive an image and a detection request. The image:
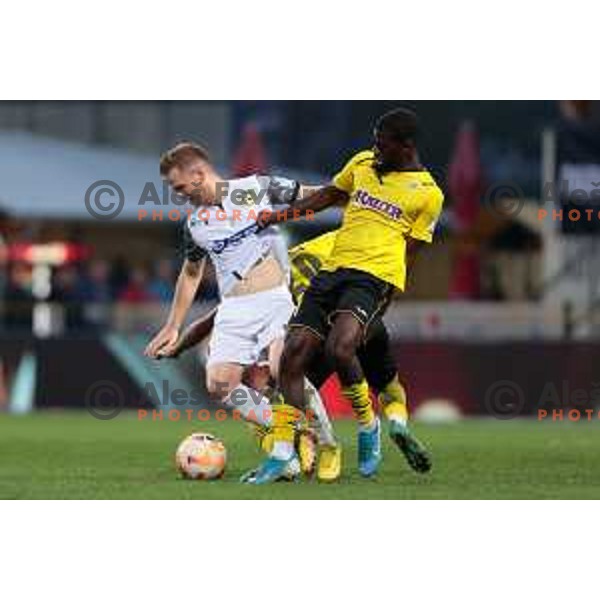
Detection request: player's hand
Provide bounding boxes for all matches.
[144,325,180,359]
[155,342,182,360]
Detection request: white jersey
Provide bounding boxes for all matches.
[184,175,298,296]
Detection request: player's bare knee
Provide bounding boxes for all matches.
[281,332,312,377]
[206,368,240,402]
[281,334,301,366]
[327,331,359,368]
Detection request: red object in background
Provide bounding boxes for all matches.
[232,123,268,177]
[7,242,91,264]
[320,376,353,418]
[449,246,481,300]
[448,121,483,230]
[118,285,150,304]
[319,375,379,418]
[448,121,483,299]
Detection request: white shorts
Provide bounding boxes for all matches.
[207,284,294,367]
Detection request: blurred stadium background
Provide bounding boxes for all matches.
[1,100,600,422]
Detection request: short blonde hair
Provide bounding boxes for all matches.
[159,141,210,176]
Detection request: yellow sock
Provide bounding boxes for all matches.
[341,379,375,429]
[247,422,274,454]
[271,403,298,459]
[379,377,409,424]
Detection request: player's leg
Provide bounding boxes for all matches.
[240,361,279,453]
[359,320,432,473]
[207,359,305,481]
[260,344,344,483]
[303,375,341,482]
[255,334,317,477]
[326,312,381,477]
[305,348,334,390]
[325,271,393,477]
[206,292,287,428]
[206,362,272,427]
[359,319,408,423]
[247,274,332,484]
[292,346,339,450]
[237,357,310,483]
[303,375,338,449]
[246,328,322,483]
[206,302,292,479]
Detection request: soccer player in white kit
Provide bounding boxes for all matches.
[145,141,334,480]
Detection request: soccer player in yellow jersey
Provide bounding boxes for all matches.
[250,107,444,484]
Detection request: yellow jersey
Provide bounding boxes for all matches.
[323,150,444,290]
[288,231,338,304]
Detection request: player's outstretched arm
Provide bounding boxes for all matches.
[259,185,349,227]
[156,307,217,359]
[144,258,206,358]
[290,184,349,214]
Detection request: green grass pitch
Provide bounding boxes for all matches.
[1,412,599,499]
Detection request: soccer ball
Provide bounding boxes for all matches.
[175,432,227,480]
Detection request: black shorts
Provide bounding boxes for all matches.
[290,268,393,340]
[306,317,397,394]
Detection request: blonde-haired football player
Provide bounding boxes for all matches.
[145,141,335,480]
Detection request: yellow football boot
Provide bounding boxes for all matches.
[317,444,342,483]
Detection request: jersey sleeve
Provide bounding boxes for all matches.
[409,188,444,243]
[181,223,207,262]
[332,150,373,193]
[261,175,300,205]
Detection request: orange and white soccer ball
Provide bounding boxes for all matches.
[175,433,227,480]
